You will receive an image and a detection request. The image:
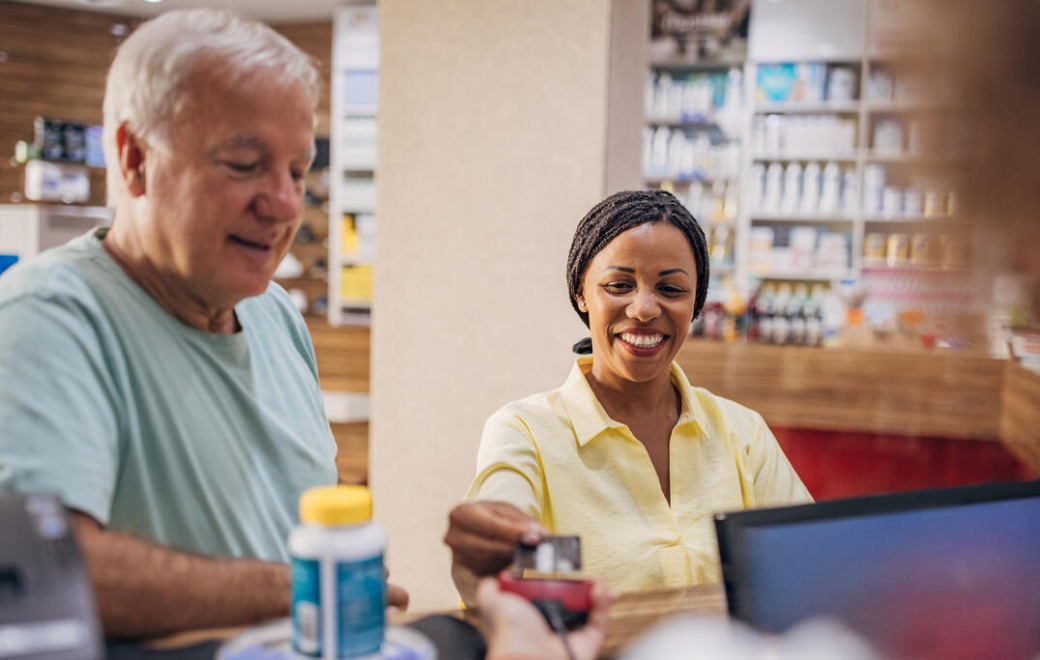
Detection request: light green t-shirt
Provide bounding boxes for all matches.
[0,228,337,562]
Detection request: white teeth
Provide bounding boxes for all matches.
[620,332,664,348]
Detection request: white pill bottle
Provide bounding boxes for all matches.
[289,485,386,659]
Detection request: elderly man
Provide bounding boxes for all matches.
[0,10,406,637]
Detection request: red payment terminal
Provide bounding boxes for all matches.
[497,536,594,630]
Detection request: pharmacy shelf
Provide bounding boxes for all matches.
[752,152,859,163]
[861,265,972,276]
[864,101,953,113]
[650,58,745,72]
[862,215,960,224]
[754,101,860,114]
[645,117,721,129]
[340,256,375,266]
[750,214,855,224]
[341,297,373,309]
[329,3,379,326]
[864,152,963,165]
[750,269,854,282]
[645,176,738,187]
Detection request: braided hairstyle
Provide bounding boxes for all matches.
[566,190,710,353]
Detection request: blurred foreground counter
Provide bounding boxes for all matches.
[677,340,1040,474]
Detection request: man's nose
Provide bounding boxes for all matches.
[257,169,303,222]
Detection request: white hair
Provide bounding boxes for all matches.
[102,9,319,206]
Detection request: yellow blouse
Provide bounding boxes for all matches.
[465,356,812,593]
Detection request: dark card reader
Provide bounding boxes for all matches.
[498,536,594,631]
[0,494,103,660]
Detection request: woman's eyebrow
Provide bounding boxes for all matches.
[659,268,689,276]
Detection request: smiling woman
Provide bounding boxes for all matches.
[444,190,812,603]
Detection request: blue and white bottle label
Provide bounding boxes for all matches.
[291,557,321,657]
[337,554,385,657]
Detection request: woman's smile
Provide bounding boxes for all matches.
[617,330,668,355]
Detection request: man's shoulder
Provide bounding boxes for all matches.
[0,235,108,312]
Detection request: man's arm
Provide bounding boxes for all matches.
[72,513,290,639]
[73,513,410,639]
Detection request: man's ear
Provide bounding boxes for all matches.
[116,124,147,197]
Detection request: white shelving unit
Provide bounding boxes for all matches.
[644,0,966,300]
[329,3,379,325]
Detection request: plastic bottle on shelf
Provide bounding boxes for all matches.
[780,162,803,216]
[882,186,903,218]
[749,163,766,214]
[771,283,793,345]
[693,133,712,180]
[652,74,671,119]
[762,163,784,215]
[873,117,904,154]
[651,126,670,175]
[800,161,822,216]
[818,162,841,215]
[862,165,886,217]
[723,67,743,113]
[765,114,783,155]
[666,76,684,119]
[667,129,686,177]
[840,169,859,217]
[687,182,705,221]
[722,183,740,222]
[826,66,856,102]
[679,138,696,180]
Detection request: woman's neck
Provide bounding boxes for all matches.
[584,360,679,424]
[102,224,239,335]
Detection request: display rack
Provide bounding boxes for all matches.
[328,3,379,326]
[644,34,964,301]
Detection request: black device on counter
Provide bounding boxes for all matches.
[714,480,1040,660]
[0,494,103,660]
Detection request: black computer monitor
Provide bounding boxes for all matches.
[714,480,1040,660]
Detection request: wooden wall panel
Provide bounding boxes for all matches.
[270,21,333,136]
[676,341,1005,441]
[0,2,136,205]
[307,319,370,393]
[0,1,332,206]
[1001,363,1040,474]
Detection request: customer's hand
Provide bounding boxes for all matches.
[475,575,614,660]
[444,501,546,576]
[386,582,409,615]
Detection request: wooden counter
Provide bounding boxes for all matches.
[1001,362,1040,473]
[676,341,1005,441]
[305,323,1040,477]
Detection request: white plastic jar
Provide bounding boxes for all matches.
[289,485,386,659]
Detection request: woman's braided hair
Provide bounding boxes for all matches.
[566,190,710,352]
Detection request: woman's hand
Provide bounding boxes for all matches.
[444,501,546,576]
[475,575,614,660]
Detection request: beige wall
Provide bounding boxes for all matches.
[371,0,646,609]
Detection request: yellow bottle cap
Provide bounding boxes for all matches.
[299,485,372,526]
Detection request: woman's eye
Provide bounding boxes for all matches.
[659,285,688,296]
[291,169,306,182]
[603,282,633,292]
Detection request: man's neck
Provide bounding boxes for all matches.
[102,222,239,335]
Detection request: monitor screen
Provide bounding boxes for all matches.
[716,481,1040,660]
